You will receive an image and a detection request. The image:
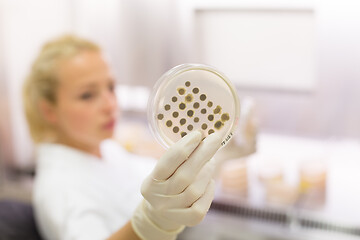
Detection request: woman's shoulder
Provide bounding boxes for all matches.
[35,143,101,174]
[34,143,101,199]
[37,142,100,163]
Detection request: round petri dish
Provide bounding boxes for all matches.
[148,63,240,149]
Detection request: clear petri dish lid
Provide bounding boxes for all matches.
[148,63,240,149]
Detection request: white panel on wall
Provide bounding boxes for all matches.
[195,9,316,91]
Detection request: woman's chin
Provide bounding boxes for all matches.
[100,131,114,140]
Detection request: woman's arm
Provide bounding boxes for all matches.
[107,221,140,240]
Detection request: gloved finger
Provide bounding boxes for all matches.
[154,158,216,210]
[141,131,202,202]
[165,132,222,194]
[141,134,221,202]
[159,179,216,226]
[164,160,215,209]
[151,130,202,181]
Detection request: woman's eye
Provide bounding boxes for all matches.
[80,92,94,100]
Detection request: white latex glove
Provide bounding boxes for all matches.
[131,130,222,240]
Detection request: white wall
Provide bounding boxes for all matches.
[172,0,360,138]
[0,1,13,169]
[118,0,175,86]
[249,0,360,138]
[0,0,74,167]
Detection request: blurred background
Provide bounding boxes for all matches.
[1,0,360,239]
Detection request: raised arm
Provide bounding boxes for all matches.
[123,130,222,240]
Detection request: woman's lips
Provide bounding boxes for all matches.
[103,119,115,130]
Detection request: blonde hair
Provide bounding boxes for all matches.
[23,34,100,143]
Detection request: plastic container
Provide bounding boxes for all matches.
[148,63,240,149]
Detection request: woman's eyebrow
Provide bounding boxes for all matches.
[77,82,98,90]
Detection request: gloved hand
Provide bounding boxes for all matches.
[131,130,222,240]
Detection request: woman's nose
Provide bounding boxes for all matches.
[101,90,117,113]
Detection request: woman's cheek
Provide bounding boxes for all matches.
[66,106,97,133]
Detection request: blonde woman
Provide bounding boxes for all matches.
[23,35,222,240]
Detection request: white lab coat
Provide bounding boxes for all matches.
[33,139,156,240]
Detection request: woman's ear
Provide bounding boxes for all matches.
[38,100,58,125]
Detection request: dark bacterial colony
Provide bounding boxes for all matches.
[157,81,230,138]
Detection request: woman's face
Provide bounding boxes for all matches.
[52,51,118,149]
